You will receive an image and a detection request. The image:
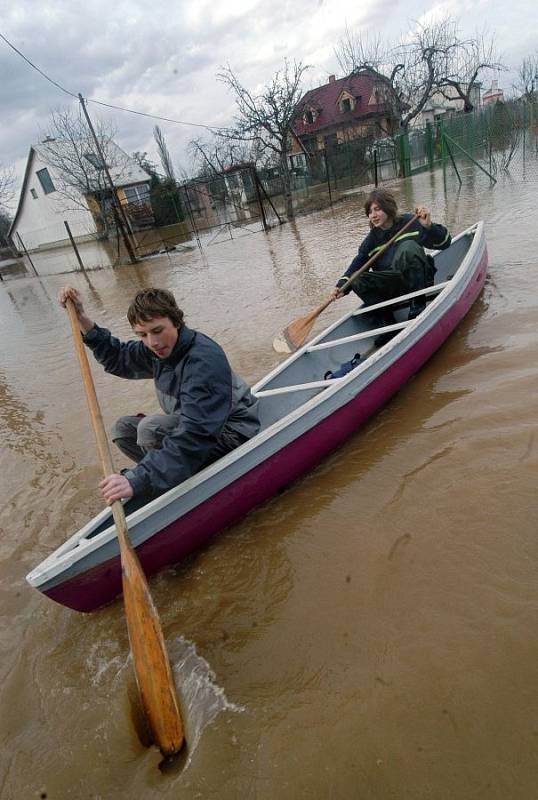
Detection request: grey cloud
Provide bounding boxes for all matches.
[2,0,537,198]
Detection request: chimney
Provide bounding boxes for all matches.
[328,75,336,84]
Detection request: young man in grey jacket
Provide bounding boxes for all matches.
[59,286,260,504]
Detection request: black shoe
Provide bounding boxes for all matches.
[375,330,397,347]
[373,309,397,348]
[408,299,426,320]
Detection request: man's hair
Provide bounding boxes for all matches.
[127,288,184,328]
[364,189,399,222]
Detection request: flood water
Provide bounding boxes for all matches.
[1,164,538,799]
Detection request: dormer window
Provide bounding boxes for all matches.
[338,92,355,113]
[304,109,317,125]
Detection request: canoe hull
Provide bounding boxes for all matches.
[43,240,487,612]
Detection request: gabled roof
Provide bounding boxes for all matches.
[33,138,151,187]
[292,72,390,136]
[9,146,39,238]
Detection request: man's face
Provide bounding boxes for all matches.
[132,316,179,359]
[368,202,391,230]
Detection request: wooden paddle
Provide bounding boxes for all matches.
[273,213,420,353]
[66,299,184,757]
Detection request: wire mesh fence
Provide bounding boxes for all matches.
[274,98,538,213]
[9,99,538,276]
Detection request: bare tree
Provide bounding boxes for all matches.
[131,150,159,178]
[216,59,309,218]
[0,210,13,248]
[153,126,176,181]
[188,136,252,178]
[437,25,505,112]
[515,54,538,101]
[0,163,15,211]
[38,107,130,232]
[336,18,505,128]
[335,20,453,130]
[336,28,387,76]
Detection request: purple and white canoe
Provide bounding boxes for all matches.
[27,222,487,612]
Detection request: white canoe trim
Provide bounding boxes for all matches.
[350,281,450,316]
[255,379,336,397]
[306,321,409,351]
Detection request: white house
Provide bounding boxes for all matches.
[9,139,152,252]
[413,83,482,127]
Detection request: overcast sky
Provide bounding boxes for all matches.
[1,0,536,207]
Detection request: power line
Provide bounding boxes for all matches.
[88,98,220,132]
[0,30,220,132]
[0,32,77,98]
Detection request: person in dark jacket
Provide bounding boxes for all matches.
[330,189,451,346]
[58,286,260,504]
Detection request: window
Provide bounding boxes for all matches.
[305,110,314,125]
[290,154,306,169]
[30,188,38,199]
[123,184,150,205]
[341,98,352,112]
[84,152,106,170]
[36,168,56,194]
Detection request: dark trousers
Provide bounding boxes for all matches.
[350,240,435,307]
[110,412,249,466]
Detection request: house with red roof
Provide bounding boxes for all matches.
[288,70,400,169]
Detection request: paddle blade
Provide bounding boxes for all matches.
[272,331,294,354]
[273,305,324,353]
[121,546,184,756]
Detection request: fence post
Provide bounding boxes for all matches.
[425,122,434,171]
[373,149,378,186]
[323,150,333,204]
[16,232,39,276]
[396,133,411,178]
[522,102,527,163]
[440,122,447,178]
[64,221,86,272]
[182,186,203,251]
[252,166,269,231]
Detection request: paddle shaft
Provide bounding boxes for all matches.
[65,299,184,756]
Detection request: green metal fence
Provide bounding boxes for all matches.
[275,99,538,214]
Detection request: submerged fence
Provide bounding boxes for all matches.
[9,99,538,276]
[271,98,538,214]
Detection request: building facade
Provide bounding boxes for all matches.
[9,139,153,252]
[288,71,399,170]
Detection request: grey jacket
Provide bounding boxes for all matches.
[83,323,260,495]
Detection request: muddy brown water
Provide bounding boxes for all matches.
[1,165,538,799]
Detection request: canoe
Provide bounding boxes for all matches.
[27,221,488,612]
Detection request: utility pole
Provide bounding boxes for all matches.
[78,94,137,265]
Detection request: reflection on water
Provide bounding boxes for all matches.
[14,222,199,278]
[2,163,538,799]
